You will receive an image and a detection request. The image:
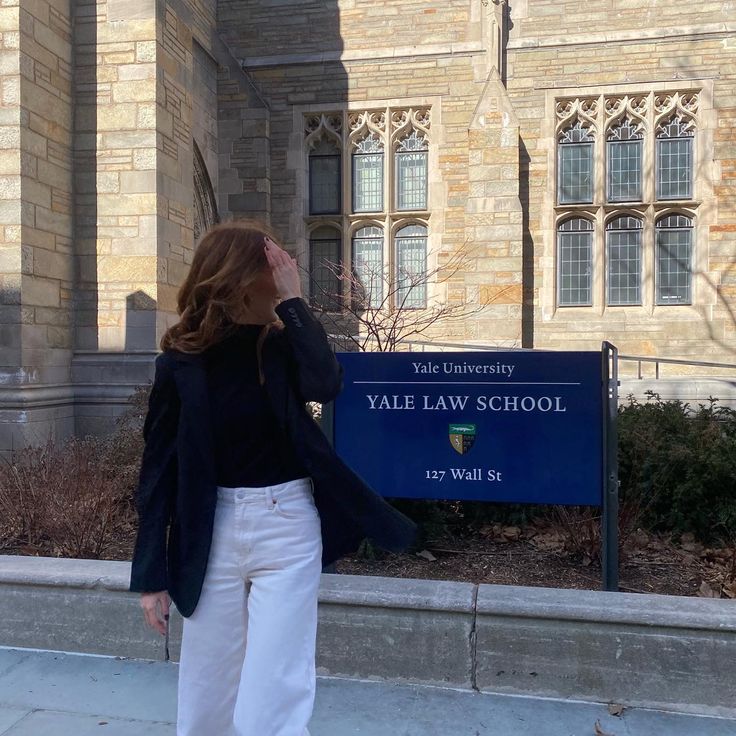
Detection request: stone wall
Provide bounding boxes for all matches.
[0,3,22,380]
[70,0,225,437]
[0,0,75,451]
[219,0,480,60]
[507,0,736,362]
[1,0,735,452]
[224,0,523,345]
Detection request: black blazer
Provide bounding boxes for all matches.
[129,297,418,617]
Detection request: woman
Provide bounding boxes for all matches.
[129,220,417,736]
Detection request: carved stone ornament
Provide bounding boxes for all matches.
[193,140,219,242]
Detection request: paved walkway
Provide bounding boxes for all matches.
[0,648,734,736]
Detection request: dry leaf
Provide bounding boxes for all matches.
[607,703,625,717]
[582,554,593,567]
[531,531,565,551]
[681,541,704,555]
[594,720,615,736]
[697,580,720,598]
[502,526,521,541]
[416,549,437,562]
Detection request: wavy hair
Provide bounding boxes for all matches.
[161,220,283,357]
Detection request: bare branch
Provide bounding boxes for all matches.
[305,239,484,352]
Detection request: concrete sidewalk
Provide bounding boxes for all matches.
[0,649,734,736]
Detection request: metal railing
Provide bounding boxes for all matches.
[619,354,736,380]
[327,335,527,353]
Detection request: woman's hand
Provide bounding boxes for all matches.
[140,591,171,636]
[264,236,302,301]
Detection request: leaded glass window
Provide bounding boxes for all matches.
[352,226,384,308]
[558,218,593,306]
[396,131,428,211]
[607,119,643,202]
[352,134,384,213]
[558,122,594,204]
[656,117,693,200]
[309,226,342,311]
[606,216,642,305]
[395,224,427,309]
[309,138,341,214]
[656,214,693,304]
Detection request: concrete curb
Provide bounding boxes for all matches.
[0,555,734,717]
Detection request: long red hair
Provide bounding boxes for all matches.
[161,220,283,355]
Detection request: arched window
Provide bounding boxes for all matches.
[558,122,594,204]
[309,226,342,311]
[656,214,693,304]
[606,216,643,305]
[557,218,594,306]
[352,226,384,308]
[352,134,384,213]
[395,224,427,308]
[309,138,341,215]
[395,130,428,211]
[656,116,694,201]
[607,119,643,203]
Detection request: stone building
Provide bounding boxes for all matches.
[0,0,734,451]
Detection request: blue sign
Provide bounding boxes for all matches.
[333,351,605,506]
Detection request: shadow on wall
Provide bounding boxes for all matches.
[519,138,534,348]
[73,0,99,352]
[125,291,157,352]
[216,0,347,233]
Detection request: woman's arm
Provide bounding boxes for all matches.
[129,352,180,594]
[275,297,344,404]
[265,237,343,404]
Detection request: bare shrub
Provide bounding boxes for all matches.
[0,386,151,559]
[551,474,650,563]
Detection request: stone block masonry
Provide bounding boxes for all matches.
[1,0,735,452]
[0,556,734,719]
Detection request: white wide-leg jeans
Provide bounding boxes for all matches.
[176,477,323,736]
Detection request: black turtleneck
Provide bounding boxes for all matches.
[204,322,307,488]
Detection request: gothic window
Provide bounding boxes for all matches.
[656,214,693,305]
[352,225,384,308]
[309,138,341,215]
[395,130,428,211]
[607,119,643,202]
[558,122,594,204]
[557,218,594,306]
[395,224,428,309]
[606,216,642,306]
[352,134,384,213]
[553,92,699,309]
[656,116,694,201]
[305,108,431,312]
[309,226,342,311]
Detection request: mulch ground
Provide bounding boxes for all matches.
[335,524,736,599]
[4,519,734,600]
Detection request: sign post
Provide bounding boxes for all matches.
[328,346,619,590]
[601,342,620,591]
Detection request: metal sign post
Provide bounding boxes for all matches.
[601,342,620,592]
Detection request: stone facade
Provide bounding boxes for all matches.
[1,0,75,448]
[0,0,734,451]
[505,2,736,370]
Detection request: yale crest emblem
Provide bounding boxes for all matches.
[449,424,476,455]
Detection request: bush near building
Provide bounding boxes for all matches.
[0,389,734,561]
